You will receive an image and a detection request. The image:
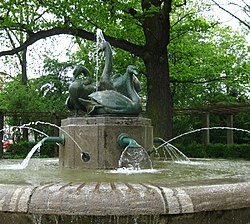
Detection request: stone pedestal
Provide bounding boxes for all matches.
[59,116,153,169]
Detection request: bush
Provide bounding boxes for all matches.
[174,143,250,160]
[175,142,208,158]
[6,141,56,158]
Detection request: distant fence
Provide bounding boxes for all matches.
[0,103,249,157]
[174,103,250,145]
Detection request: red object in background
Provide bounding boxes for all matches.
[3,140,12,149]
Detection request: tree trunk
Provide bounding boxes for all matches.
[144,51,173,140]
[21,49,29,141]
[21,48,28,85]
[142,0,173,140]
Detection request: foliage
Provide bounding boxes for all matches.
[0,0,249,140]
[0,76,41,113]
[6,141,56,158]
[31,57,72,112]
[0,59,70,142]
[169,24,250,109]
[0,58,70,113]
[176,143,250,160]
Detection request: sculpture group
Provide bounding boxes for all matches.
[66,40,142,116]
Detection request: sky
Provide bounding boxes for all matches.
[209,0,249,40]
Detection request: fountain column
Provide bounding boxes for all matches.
[59,116,153,169]
[202,112,210,145]
[227,114,234,144]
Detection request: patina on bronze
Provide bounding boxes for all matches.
[66,41,142,116]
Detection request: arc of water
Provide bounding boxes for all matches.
[2,121,85,154]
[0,126,50,170]
[29,121,85,153]
[12,126,49,138]
[118,145,153,170]
[19,141,43,169]
[155,127,250,151]
[164,143,190,162]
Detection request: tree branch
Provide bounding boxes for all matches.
[174,0,186,8]
[171,76,226,84]
[211,0,250,29]
[0,27,144,58]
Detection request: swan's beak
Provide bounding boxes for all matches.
[97,41,107,53]
[133,69,138,76]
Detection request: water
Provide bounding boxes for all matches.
[95,28,106,90]
[155,127,250,151]
[154,143,190,162]
[0,124,50,170]
[0,141,42,170]
[118,146,153,170]
[2,121,85,154]
[1,121,87,169]
[29,121,85,153]
[1,125,249,171]
[0,158,249,187]
[110,168,159,174]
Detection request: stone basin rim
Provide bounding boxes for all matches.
[0,181,249,216]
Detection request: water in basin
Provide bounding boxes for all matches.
[0,158,249,187]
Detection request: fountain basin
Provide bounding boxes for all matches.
[0,181,249,223]
[0,158,249,223]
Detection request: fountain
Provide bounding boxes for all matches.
[0,30,249,224]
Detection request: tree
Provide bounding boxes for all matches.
[0,2,42,140]
[0,0,248,140]
[0,0,176,139]
[0,61,70,143]
[167,5,250,140]
[169,24,250,108]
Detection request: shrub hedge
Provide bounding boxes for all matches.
[5,141,250,160]
[175,143,250,160]
[5,141,57,158]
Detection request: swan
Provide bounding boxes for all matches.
[65,65,95,115]
[98,40,141,96]
[112,71,141,98]
[78,65,142,115]
[98,41,113,90]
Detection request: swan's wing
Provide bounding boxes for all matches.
[78,98,103,114]
[65,97,74,110]
[89,90,131,109]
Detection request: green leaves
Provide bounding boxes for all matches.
[169,6,250,108]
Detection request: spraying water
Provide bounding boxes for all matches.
[13,121,85,154]
[95,28,106,91]
[0,124,53,170]
[155,127,250,151]
[162,143,190,162]
[0,141,42,170]
[118,146,153,170]
[0,121,86,169]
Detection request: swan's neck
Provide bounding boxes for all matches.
[99,42,113,90]
[126,73,141,104]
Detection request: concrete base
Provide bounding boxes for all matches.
[59,116,153,169]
